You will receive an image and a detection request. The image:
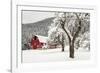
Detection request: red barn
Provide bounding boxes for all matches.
[31,35,44,49]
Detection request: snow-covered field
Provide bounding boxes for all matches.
[22,47,90,63]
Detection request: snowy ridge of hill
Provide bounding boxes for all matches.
[22,17,55,36]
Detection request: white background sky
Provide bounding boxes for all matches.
[0,0,100,73]
[22,11,55,24]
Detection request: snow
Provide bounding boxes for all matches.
[36,35,48,43]
[22,47,90,63]
[22,35,90,63]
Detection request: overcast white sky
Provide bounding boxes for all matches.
[22,11,55,24]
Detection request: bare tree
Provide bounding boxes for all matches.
[58,12,83,58]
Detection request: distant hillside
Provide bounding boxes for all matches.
[22,17,54,36]
[22,17,55,50]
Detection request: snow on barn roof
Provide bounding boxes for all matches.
[36,35,48,43]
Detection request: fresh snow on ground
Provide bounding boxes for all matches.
[22,47,90,63]
[22,35,90,63]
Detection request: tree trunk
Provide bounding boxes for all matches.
[61,42,64,52]
[69,41,74,58]
[61,35,64,52]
